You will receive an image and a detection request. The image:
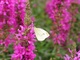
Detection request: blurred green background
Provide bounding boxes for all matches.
[30,0,80,60]
[30,0,56,60]
[30,0,63,60]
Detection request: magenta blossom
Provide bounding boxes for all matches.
[0,0,36,60]
[64,50,80,60]
[46,0,72,45]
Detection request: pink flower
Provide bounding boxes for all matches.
[0,0,36,60]
[64,50,80,60]
[0,40,3,45]
[64,54,71,60]
[46,0,72,45]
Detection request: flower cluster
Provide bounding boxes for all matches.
[46,0,80,60]
[0,0,36,60]
[11,24,36,60]
[0,0,17,47]
[64,50,80,60]
[46,0,72,45]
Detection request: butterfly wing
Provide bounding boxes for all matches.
[34,27,49,41]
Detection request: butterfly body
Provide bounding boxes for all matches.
[34,27,49,41]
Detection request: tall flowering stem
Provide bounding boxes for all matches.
[46,0,73,45]
[0,0,36,60]
[46,0,80,59]
[46,0,80,45]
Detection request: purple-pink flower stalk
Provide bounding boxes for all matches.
[0,0,36,60]
[46,0,80,60]
[64,50,80,60]
[46,0,72,45]
[46,0,80,45]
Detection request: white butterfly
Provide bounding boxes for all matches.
[34,27,50,41]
